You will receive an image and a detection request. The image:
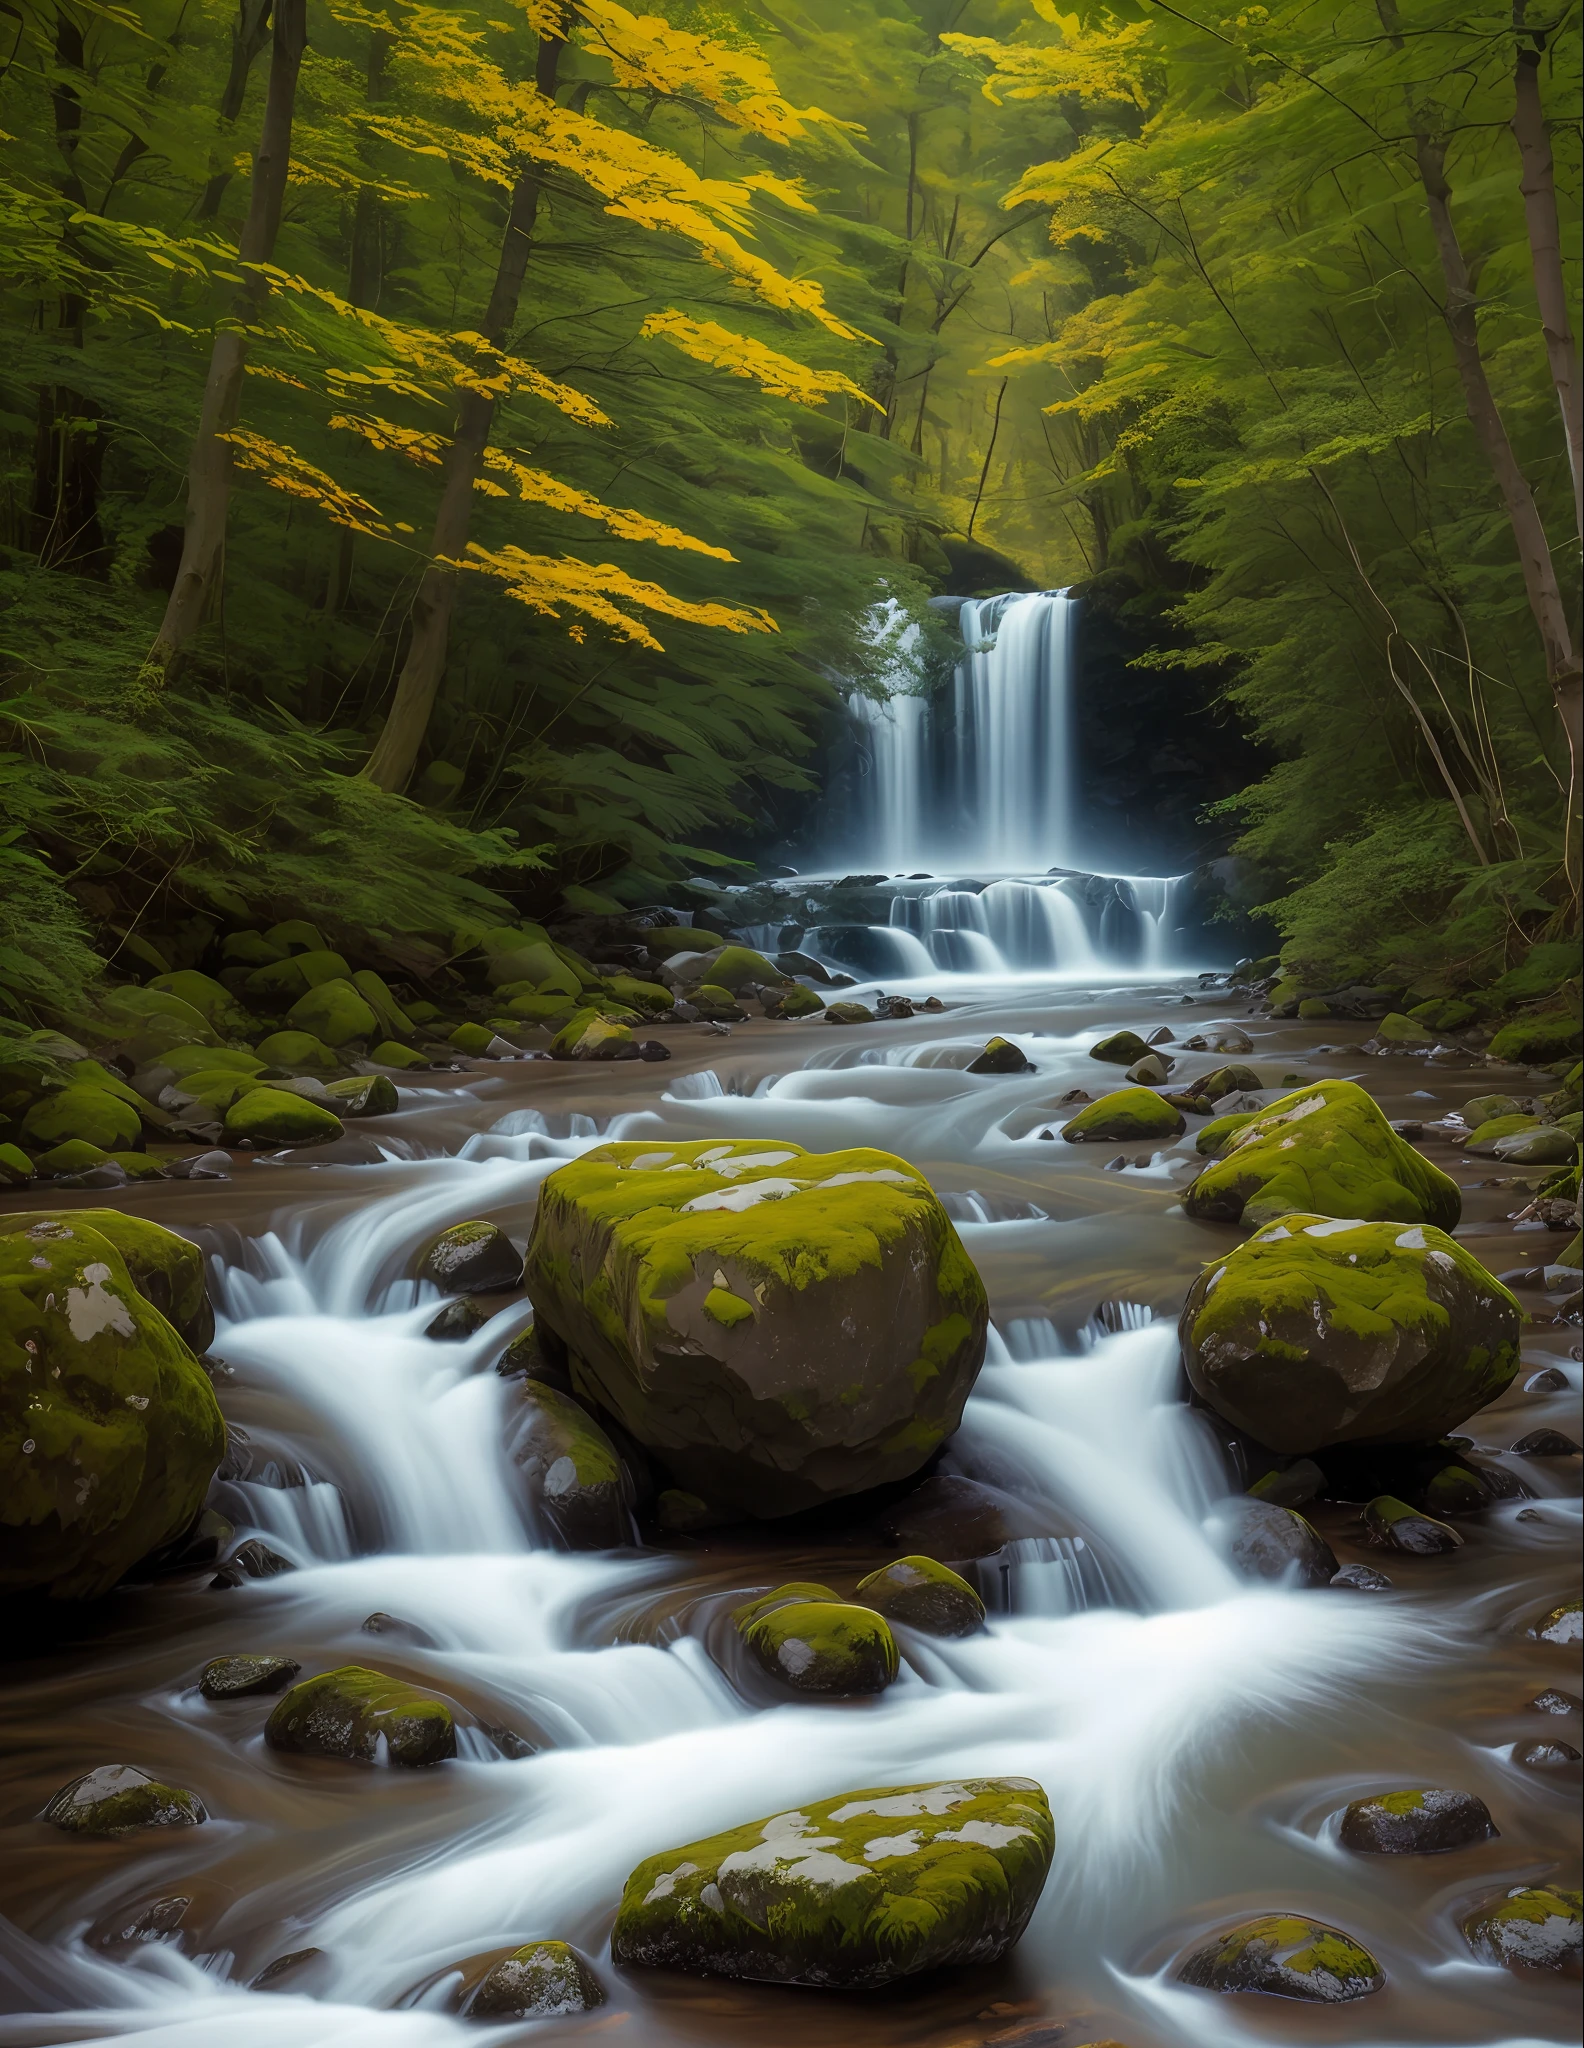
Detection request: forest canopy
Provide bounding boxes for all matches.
[0,0,1578,1027]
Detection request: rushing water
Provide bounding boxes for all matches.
[1,979,1579,2048]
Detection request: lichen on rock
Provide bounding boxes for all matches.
[40,1763,206,1835]
[1461,1885,1582,1971]
[468,1940,605,2018]
[1339,1787,1495,1853]
[264,1665,456,1767]
[1178,1914,1383,2000]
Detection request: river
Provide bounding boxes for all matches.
[1,970,1578,2048]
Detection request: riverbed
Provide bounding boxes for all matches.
[1,974,1579,2048]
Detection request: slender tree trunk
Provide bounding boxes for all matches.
[360,30,563,794]
[967,379,1007,540]
[150,0,307,681]
[1511,1,1582,537]
[197,0,275,221]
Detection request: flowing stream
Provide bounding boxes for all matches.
[1,984,1579,2048]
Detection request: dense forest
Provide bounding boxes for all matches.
[1,0,1578,1035]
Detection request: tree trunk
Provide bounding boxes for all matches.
[197,0,275,221]
[150,0,307,681]
[1511,0,1582,538]
[360,30,564,794]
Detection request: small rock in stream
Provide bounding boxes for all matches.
[1362,1495,1463,1555]
[1461,1885,1582,1971]
[415,1220,524,1295]
[425,1297,488,1341]
[200,1653,301,1700]
[362,1611,438,1647]
[967,1036,1035,1074]
[265,1666,456,1767]
[1339,1787,1497,1853]
[210,1539,296,1588]
[1529,1598,1583,1645]
[1246,1458,1325,1508]
[468,1941,605,2019]
[41,1764,207,1836]
[1215,1498,1337,1587]
[735,1591,898,1696]
[1510,1428,1581,1456]
[855,1554,986,1636]
[253,1948,329,1992]
[90,1896,191,1949]
[1528,1689,1582,1714]
[1524,1367,1570,1393]
[1178,1914,1384,2001]
[1512,1738,1581,1769]
[1330,1564,1393,1591]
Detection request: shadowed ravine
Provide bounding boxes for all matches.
[1,976,1579,2048]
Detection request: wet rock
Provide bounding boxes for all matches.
[506,1381,634,1548]
[824,1000,875,1024]
[1493,1126,1578,1167]
[210,1538,296,1588]
[1061,1088,1185,1144]
[1210,1027,1254,1054]
[468,1940,606,2019]
[551,1012,637,1060]
[872,1475,1036,1560]
[4,1206,214,1352]
[1147,1026,1176,1046]
[737,1596,899,1695]
[1087,1030,1149,1066]
[323,1073,399,1118]
[1331,1563,1392,1591]
[224,1086,343,1147]
[426,1298,488,1341]
[1125,1053,1172,1085]
[656,1487,733,1532]
[1419,1463,1492,1516]
[1461,1884,1582,1971]
[1513,1738,1581,1768]
[1178,1915,1383,2001]
[362,1611,439,1647]
[1184,1079,1461,1228]
[253,1030,340,1072]
[967,1036,1034,1075]
[91,1894,192,1950]
[1339,1787,1497,1853]
[1362,1494,1463,1554]
[284,979,379,1048]
[1246,1459,1324,1508]
[166,1148,231,1179]
[610,1777,1054,1988]
[1529,1689,1582,1714]
[1214,1498,1337,1587]
[1057,1086,1091,1104]
[494,1321,569,1388]
[855,1555,986,1636]
[874,995,915,1021]
[1196,1063,1263,1100]
[1179,1216,1521,1453]
[522,1139,988,1518]
[636,1038,672,1061]
[253,1947,329,1991]
[1525,1367,1569,1393]
[1510,1428,1581,1456]
[200,1653,301,1700]
[416,1220,524,1295]
[20,1083,143,1154]
[1530,1598,1582,1645]
[0,1216,227,1599]
[41,1764,206,1836]
[265,1665,456,1767]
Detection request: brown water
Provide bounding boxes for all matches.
[1,978,1578,2048]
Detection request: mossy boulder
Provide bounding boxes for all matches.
[1462,1885,1582,1971]
[264,1665,456,1767]
[163,1068,264,1116]
[156,1044,265,1082]
[224,1087,344,1148]
[1183,1079,1461,1228]
[692,985,748,1022]
[1179,1915,1383,2001]
[89,987,220,1062]
[1463,1092,1523,1127]
[1375,1011,1434,1044]
[1196,1110,1258,1156]
[324,1074,399,1118]
[1489,1012,1582,1065]
[1494,1125,1578,1166]
[469,1942,605,2019]
[284,978,379,1049]
[523,1139,988,1517]
[349,970,413,1042]
[253,1030,340,1072]
[417,1220,523,1294]
[486,940,580,993]
[551,1012,634,1061]
[1297,998,1331,1020]
[605,975,674,1015]
[222,930,287,968]
[1088,1029,1150,1065]
[1463,1112,1539,1153]
[370,1040,429,1070]
[967,1036,1035,1075]
[200,1653,301,1700]
[1061,1088,1185,1144]
[764,985,825,1020]
[1197,1063,1263,1100]
[739,1598,899,1695]
[854,1555,985,1636]
[21,1085,142,1153]
[610,1777,1054,1989]
[1362,1493,1463,1554]
[0,1142,33,1184]
[506,992,578,1026]
[1180,1215,1520,1454]
[0,1216,226,1599]
[145,971,253,1038]
[1409,997,1476,1032]
[507,1382,633,1548]
[41,1764,206,1836]
[1339,1787,1495,1854]
[823,1000,873,1025]
[680,945,785,993]
[4,1208,213,1352]
[264,920,325,954]
[32,1140,112,1179]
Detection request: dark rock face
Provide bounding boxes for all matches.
[264,1666,456,1768]
[425,1298,488,1341]
[1362,1495,1463,1554]
[415,1221,524,1295]
[41,1764,206,1836]
[1510,1429,1582,1456]
[1461,1885,1582,1971]
[210,1539,296,1588]
[1215,1498,1337,1587]
[1178,1915,1384,2001]
[1088,1030,1150,1066]
[871,1475,1040,1560]
[1530,1599,1582,1645]
[967,1036,1035,1075]
[855,1555,986,1637]
[506,1382,634,1548]
[1339,1787,1497,1853]
[1330,1564,1392,1591]
[200,1653,301,1700]
[610,1778,1054,1989]
[468,1941,605,2018]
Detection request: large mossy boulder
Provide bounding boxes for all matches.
[223,1087,344,1147]
[523,1140,988,1517]
[3,1208,212,1352]
[1061,1088,1185,1144]
[551,1012,634,1061]
[1180,1215,1520,1453]
[679,945,785,993]
[253,1030,340,1072]
[324,1073,399,1118]
[1183,1079,1460,1228]
[506,1382,633,1547]
[89,987,220,1063]
[21,1085,142,1153]
[1488,1013,1582,1065]
[610,1778,1054,1988]
[1179,1915,1383,2001]
[0,1216,226,1598]
[264,1665,456,1767]
[285,978,379,1048]
[350,970,414,1042]
[145,971,254,1038]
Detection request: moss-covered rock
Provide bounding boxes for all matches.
[505,992,578,1026]
[1489,1013,1582,1065]
[1419,1463,1491,1516]
[157,1045,266,1082]
[1339,1787,1495,1854]
[823,1000,873,1025]
[223,1087,344,1148]
[1463,1111,1540,1153]
[348,970,413,1042]
[1463,1092,1522,1126]
[469,1941,605,2019]
[200,1653,302,1700]
[1061,1088,1186,1144]
[40,1764,207,1836]
[523,1139,988,1517]
[1494,1125,1578,1166]
[264,919,325,954]
[0,1142,33,1184]
[222,930,287,968]
[1530,1598,1581,1645]
[1179,1915,1383,2001]
[253,1030,340,1072]
[1462,1885,1582,1971]
[1195,1110,1258,1156]
[1375,1011,1435,1044]
[1197,1063,1263,1100]
[1410,997,1476,1032]
[486,940,580,993]
[854,1555,985,1636]
[163,1068,264,1117]
[680,945,785,993]
[551,1012,634,1060]
[417,1220,523,1294]
[967,1036,1035,1075]
[764,985,825,1019]
[21,1085,142,1153]
[146,971,254,1038]
[285,979,379,1049]
[605,974,674,1014]
[740,1599,899,1695]
[610,1777,1054,1988]
[4,1208,213,1352]
[1183,1079,1461,1228]
[32,1140,112,1179]
[1297,998,1331,1020]
[264,1665,456,1767]
[324,1074,399,1118]
[1088,1029,1149,1065]
[507,1382,633,1548]
[1362,1493,1463,1554]
[732,1582,840,1629]
[1126,1052,1172,1085]
[89,987,220,1062]
[0,1217,226,1598]
[370,1040,430,1070]
[1180,1215,1520,1454]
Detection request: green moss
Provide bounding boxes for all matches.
[254,1030,340,1071]
[21,1085,141,1153]
[222,930,287,968]
[1297,998,1331,1019]
[1089,1029,1149,1064]
[551,1013,634,1060]
[146,971,254,1037]
[1197,1110,1258,1156]
[158,1045,265,1080]
[488,941,580,993]
[370,1041,429,1069]
[766,985,824,1018]
[448,1022,498,1055]
[1409,998,1475,1031]
[264,1665,456,1767]
[1489,1012,1583,1064]
[41,1764,207,1835]
[1061,1087,1185,1143]
[741,1599,899,1694]
[264,920,325,954]
[469,1940,605,2019]
[855,1555,985,1637]
[165,1068,265,1115]
[32,1139,110,1176]
[323,1074,399,1117]
[0,1142,33,1183]
[824,1000,874,1024]
[224,1087,344,1146]
[350,970,414,1042]
[1463,1092,1522,1127]
[695,946,785,992]
[732,1582,839,1629]
[1463,1112,1539,1152]
[1184,1078,1461,1227]
[284,979,379,1048]
[506,992,578,1024]
[1376,1011,1434,1043]
[704,1287,755,1326]
[4,1207,210,1347]
[1180,1914,1383,2000]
